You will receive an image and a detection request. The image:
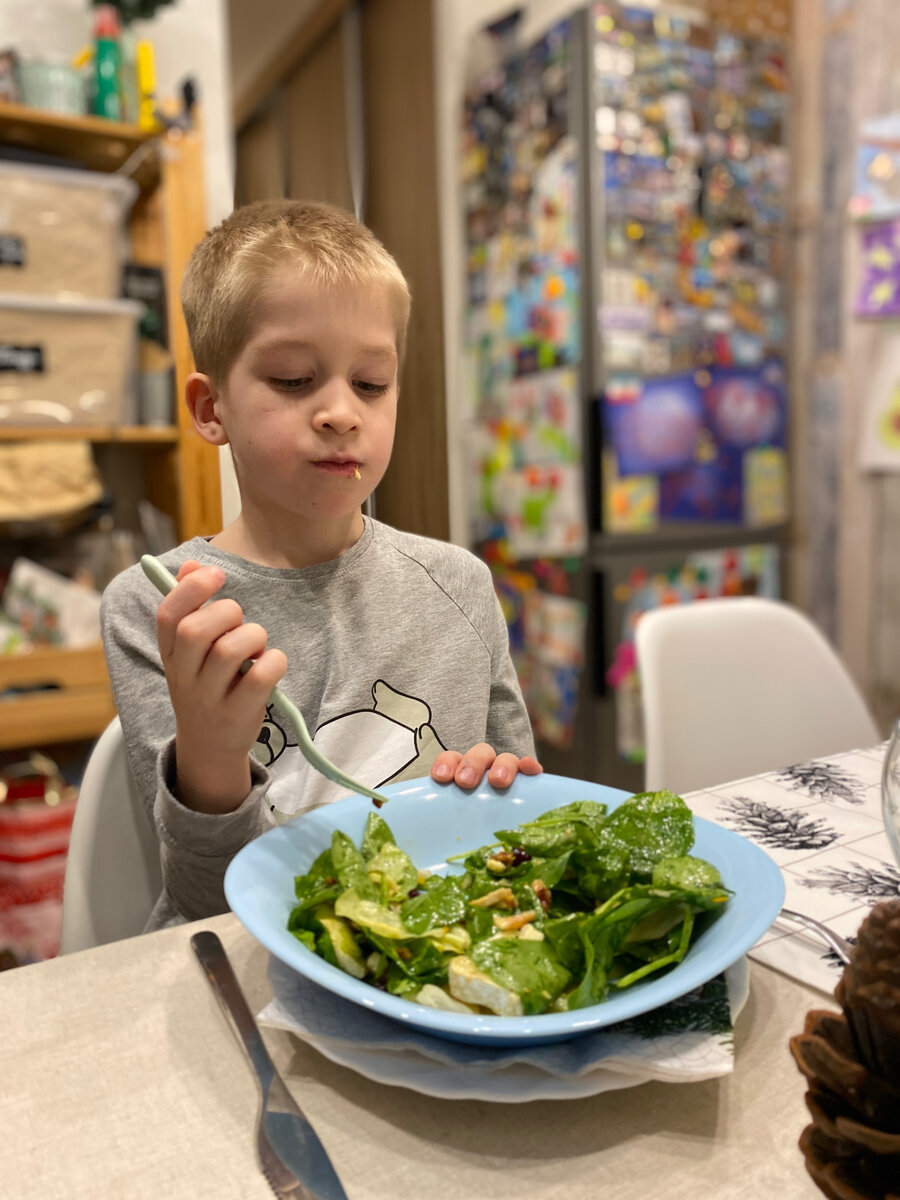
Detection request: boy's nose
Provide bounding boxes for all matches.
[312,382,359,435]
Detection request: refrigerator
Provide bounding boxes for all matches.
[459,3,791,791]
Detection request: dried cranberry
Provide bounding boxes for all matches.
[511,846,532,866]
[407,887,422,898]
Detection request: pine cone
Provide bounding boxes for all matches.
[836,901,900,1082]
[790,900,900,1200]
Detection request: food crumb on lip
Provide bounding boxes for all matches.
[353,467,361,480]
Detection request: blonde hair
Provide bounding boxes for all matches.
[180,200,411,383]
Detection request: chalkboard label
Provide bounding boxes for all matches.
[0,235,25,267]
[0,345,44,372]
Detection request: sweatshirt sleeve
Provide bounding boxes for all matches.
[100,562,271,925]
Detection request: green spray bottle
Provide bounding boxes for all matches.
[93,4,122,120]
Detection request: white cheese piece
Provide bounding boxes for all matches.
[414,984,479,1014]
[447,955,523,1017]
[518,923,545,941]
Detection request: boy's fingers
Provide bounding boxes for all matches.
[161,599,247,682]
[156,566,227,658]
[453,742,495,789]
[433,747,543,789]
[431,750,463,783]
[175,559,205,582]
[234,648,288,701]
[201,622,271,698]
[487,751,527,789]
[518,756,544,776]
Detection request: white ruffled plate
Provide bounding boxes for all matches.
[260,956,750,1103]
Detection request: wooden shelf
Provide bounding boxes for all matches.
[0,100,160,190]
[0,425,178,444]
[0,645,115,751]
[0,105,221,751]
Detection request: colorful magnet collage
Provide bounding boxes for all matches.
[492,562,587,751]
[463,17,588,561]
[592,3,790,528]
[462,16,588,750]
[848,110,900,223]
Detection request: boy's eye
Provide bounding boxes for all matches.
[354,380,390,397]
[269,377,310,392]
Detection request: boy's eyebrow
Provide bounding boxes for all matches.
[250,337,397,363]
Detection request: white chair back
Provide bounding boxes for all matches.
[635,597,880,795]
[60,717,162,954]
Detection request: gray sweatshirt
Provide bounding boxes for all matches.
[100,518,535,928]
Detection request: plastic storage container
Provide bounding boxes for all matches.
[0,294,142,426]
[0,163,138,300]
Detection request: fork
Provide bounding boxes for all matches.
[141,554,389,807]
[191,930,349,1200]
[777,908,854,964]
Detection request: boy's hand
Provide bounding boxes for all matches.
[155,560,288,813]
[430,743,543,790]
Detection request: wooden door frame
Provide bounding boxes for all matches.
[233,0,449,542]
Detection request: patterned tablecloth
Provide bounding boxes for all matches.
[685,742,898,996]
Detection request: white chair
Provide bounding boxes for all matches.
[59,717,162,954]
[635,597,880,795]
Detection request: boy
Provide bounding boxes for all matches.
[101,200,541,929]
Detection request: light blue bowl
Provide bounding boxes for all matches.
[225,773,784,1047]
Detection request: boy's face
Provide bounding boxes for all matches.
[212,270,399,531]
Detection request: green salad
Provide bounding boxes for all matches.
[287,791,731,1017]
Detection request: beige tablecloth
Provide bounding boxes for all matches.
[0,911,825,1199]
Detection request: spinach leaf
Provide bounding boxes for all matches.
[526,799,609,835]
[651,855,722,891]
[563,844,630,903]
[493,824,580,857]
[361,812,397,862]
[288,849,341,932]
[470,937,571,1015]
[567,890,671,1008]
[400,875,467,934]
[290,927,317,952]
[494,801,608,857]
[594,791,694,878]
[367,931,451,982]
[385,959,448,995]
[287,878,342,932]
[366,841,418,897]
[314,905,367,978]
[543,912,587,974]
[331,831,378,899]
[334,888,413,939]
[464,903,497,944]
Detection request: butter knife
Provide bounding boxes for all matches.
[191,930,349,1200]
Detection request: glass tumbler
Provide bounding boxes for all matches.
[882,718,900,867]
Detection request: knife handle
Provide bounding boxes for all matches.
[191,929,278,1088]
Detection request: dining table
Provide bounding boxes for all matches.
[2,741,893,1200]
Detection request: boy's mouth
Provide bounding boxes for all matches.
[313,459,362,479]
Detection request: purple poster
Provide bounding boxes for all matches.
[854,218,900,318]
[704,361,787,449]
[603,361,788,524]
[604,373,703,475]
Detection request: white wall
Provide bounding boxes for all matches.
[432,0,580,547]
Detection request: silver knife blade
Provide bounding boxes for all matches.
[191,930,349,1200]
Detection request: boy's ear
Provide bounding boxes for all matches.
[185,372,229,446]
